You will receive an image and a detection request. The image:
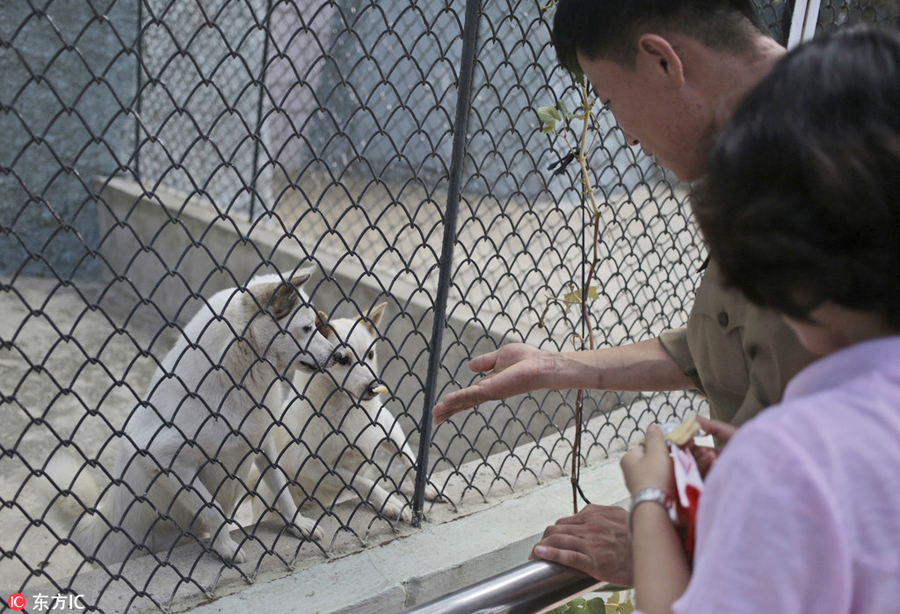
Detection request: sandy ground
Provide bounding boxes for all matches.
[0,276,447,608]
[0,275,178,595]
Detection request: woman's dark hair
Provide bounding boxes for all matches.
[694,25,900,328]
[551,0,768,73]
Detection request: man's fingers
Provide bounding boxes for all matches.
[432,384,491,423]
[619,446,643,473]
[542,511,587,529]
[531,543,594,578]
[467,349,501,373]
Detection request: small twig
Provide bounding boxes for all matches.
[539,80,605,513]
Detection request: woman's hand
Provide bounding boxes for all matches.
[690,416,739,477]
[620,424,675,496]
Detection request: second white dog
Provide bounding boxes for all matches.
[268,303,438,522]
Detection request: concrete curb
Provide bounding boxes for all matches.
[186,455,629,613]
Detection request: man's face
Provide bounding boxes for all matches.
[577,52,713,182]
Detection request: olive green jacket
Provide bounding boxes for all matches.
[659,261,817,426]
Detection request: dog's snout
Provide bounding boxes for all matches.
[333,349,352,366]
[361,379,388,401]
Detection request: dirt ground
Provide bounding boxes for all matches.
[0,275,462,610]
[0,275,179,595]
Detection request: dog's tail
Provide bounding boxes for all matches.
[38,452,101,518]
[36,451,134,564]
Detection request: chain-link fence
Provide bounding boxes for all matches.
[2,0,898,611]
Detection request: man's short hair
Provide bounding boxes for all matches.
[552,0,768,73]
[694,25,900,329]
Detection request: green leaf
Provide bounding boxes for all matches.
[616,601,635,614]
[558,98,575,119]
[573,65,586,85]
[607,592,620,605]
[583,596,607,614]
[563,286,599,304]
[537,105,562,126]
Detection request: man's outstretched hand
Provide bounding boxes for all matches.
[432,343,556,424]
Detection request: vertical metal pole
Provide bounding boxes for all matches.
[134,0,143,180]
[250,0,273,222]
[787,0,822,48]
[413,0,481,526]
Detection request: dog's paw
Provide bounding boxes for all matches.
[380,494,412,522]
[288,516,323,541]
[213,536,246,564]
[424,483,447,502]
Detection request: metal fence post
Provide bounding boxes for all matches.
[413,0,481,526]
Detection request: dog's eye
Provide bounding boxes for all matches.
[367,350,374,360]
[302,324,313,333]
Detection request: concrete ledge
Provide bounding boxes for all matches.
[185,455,629,613]
[16,413,633,613]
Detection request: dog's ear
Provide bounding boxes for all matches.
[316,310,334,338]
[358,302,386,334]
[266,281,302,320]
[289,270,312,288]
[263,272,313,319]
[367,303,387,327]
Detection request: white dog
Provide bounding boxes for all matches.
[41,270,334,564]
[267,303,438,522]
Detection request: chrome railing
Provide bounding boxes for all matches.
[403,560,608,614]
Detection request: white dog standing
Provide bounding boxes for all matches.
[41,270,333,565]
[268,303,438,522]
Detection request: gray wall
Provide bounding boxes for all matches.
[0,0,137,280]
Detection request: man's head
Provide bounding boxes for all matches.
[695,26,900,349]
[552,0,767,72]
[552,0,778,181]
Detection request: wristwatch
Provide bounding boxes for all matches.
[628,488,676,540]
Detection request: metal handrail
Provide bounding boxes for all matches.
[403,560,607,614]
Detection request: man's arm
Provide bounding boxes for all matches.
[432,337,694,424]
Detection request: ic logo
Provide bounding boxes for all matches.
[8,593,26,611]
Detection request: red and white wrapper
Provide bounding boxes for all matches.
[661,420,705,560]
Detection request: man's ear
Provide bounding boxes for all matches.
[636,33,685,87]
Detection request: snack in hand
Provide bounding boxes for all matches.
[665,414,702,446]
[658,414,704,560]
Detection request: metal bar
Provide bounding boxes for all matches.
[134,0,144,180]
[787,0,823,48]
[250,0,273,221]
[413,0,481,526]
[403,560,607,614]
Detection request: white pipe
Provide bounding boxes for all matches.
[787,0,824,48]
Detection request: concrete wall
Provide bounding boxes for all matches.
[94,175,551,470]
[0,0,137,280]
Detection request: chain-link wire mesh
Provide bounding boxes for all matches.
[1,0,894,611]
